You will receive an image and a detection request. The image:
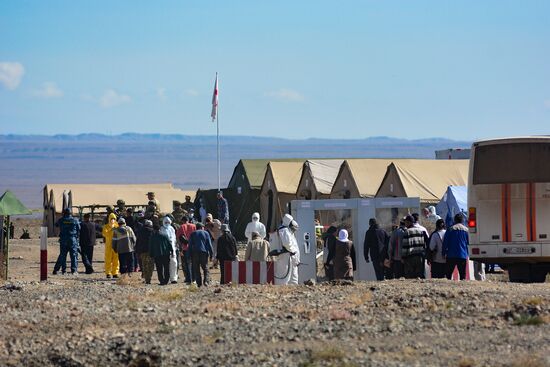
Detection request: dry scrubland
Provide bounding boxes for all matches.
[0,219,549,367]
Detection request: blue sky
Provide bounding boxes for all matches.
[0,0,549,140]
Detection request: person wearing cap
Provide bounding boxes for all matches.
[102,212,120,278]
[53,208,81,275]
[244,212,266,242]
[245,232,270,262]
[176,216,196,284]
[124,207,135,231]
[217,191,229,225]
[188,222,214,287]
[402,215,427,279]
[160,216,178,284]
[216,224,238,284]
[171,201,187,225]
[135,219,155,284]
[112,217,137,277]
[364,218,390,281]
[114,199,126,219]
[274,214,300,285]
[147,192,161,212]
[333,229,354,280]
[182,195,194,214]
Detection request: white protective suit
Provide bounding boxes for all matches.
[160,216,178,282]
[274,214,300,285]
[244,212,267,241]
[426,206,441,223]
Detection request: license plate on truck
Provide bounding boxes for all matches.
[504,247,534,255]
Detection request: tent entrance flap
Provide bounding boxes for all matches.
[292,197,420,284]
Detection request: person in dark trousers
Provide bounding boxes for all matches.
[402,215,427,278]
[53,208,81,275]
[216,224,238,284]
[112,218,137,277]
[323,226,338,280]
[364,218,390,281]
[428,219,447,279]
[79,213,98,274]
[176,216,196,284]
[217,191,229,225]
[388,220,406,278]
[135,220,154,284]
[443,213,469,280]
[148,224,173,285]
[188,223,214,287]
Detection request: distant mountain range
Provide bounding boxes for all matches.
[0,133,471,148]
[0,133,471,210]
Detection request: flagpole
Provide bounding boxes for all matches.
[217,99,220,192]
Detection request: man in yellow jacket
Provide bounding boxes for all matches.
[102,213,119,278]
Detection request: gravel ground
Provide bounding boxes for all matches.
[1,220,549,366]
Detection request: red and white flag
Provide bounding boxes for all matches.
[211,73,218,122]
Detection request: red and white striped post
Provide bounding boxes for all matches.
[40,226,48,281]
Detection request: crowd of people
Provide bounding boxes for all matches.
[53,190,476,285]
[53,191,291,286]
[322,210,475,282]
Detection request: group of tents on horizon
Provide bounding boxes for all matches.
[42,157,470,241]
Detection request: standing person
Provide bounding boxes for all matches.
[274,214,300,285]
[160,216,178,284]
[428,219,446,279]
[9,222,14,239]
[53,208,80,275]
[114,199,126,219]
[112,218,137,277]
[102,213,119,279]
[322,226,338,280]
[146,192,160,212]
[124,208,135,231]
[388,221,406,278]
[149,224,173,285]
[244,212,266,241]
[216,224,238,284]
[217,191,229,225]
[188,223,214,287]
[176,216,196,284]
[443,213,470,280]
[402,215,427,278]
[199,201,207,224]
[79,213,97,274]
[182,195,194,214]
[333,229,354,280]
[135,219,155,284]
[206,216,222,269]
[172,201,186,225]
[364,218,390,281]
[245,232,270,262]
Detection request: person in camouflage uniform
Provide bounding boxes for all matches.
[171,201,187,225]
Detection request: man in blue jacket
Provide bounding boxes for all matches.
[188,223,213,287]
[442,213,469,280]
[53,208,81,275]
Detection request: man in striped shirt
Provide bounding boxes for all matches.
[402,215,426,279]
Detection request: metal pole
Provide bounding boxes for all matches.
[40,226,48,281]
[217,109,220,191]
[5,215,9,280]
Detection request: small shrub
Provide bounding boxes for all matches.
[458,357,476,367]
[523,297,543,306]
[513,314,546,326]
[510,354,547,367]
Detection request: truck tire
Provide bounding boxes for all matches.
[507,264,531,283]
[529,265,549,283]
